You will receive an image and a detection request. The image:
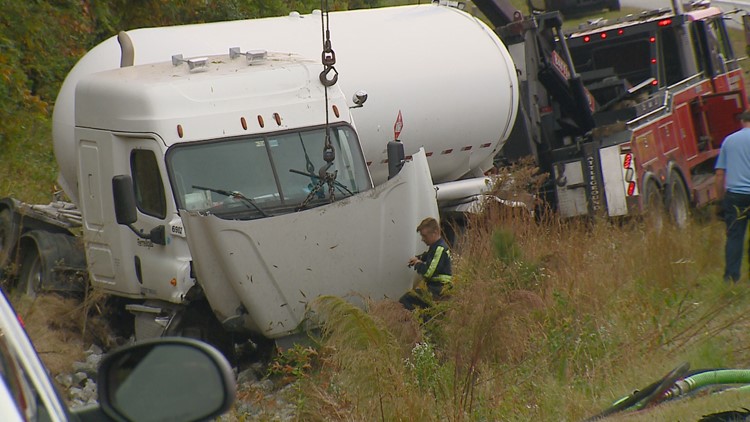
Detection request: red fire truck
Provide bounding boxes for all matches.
[475,0,747,224]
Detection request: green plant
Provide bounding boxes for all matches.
[268,343,319,382]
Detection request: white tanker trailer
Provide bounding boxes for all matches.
[0,3,518,343]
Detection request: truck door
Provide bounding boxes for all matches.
[79,130,194,301]
[124,138,194,303]
[692,18,737,89]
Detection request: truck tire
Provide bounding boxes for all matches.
[16,245,42,299]
[0,208,20,274]
[666,172,690,228]
[643,180,664,231]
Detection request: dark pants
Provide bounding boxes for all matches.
[723,192,750,281]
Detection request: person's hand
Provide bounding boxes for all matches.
[408,257,421,267]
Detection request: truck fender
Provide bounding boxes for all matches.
[17,231,87,295]
[640,172,662,194]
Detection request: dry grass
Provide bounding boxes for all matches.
[283,157,750,420]
[10,289,116,382]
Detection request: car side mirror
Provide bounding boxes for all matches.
[97,337,236,422]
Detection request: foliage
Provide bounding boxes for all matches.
[268,343,319,383]
[0,0,408,202]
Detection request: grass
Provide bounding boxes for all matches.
[235,159,750,420]
[264,195,750,421]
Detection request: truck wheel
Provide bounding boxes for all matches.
[16,245,42,299]
[643,180,664,231]
[0,208,20,273]
[666,172,690,228]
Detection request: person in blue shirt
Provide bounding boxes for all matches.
[715,111,750,282]
[399,217,453,310]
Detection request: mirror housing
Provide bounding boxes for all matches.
[149,225,167,246]
[112,175,138,225]
[97,337,236,422]
[387,140,405,180]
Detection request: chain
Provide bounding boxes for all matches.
[296,170,338,211]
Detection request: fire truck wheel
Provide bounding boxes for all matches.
[643,180,664,231]
[666,172,689,228]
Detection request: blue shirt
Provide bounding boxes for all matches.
[716,127,750,194]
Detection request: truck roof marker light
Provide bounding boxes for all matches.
[461,145,472,151]
[229,47,267,64]
[600,32,607,39]
[650,36,656,43]
[177,124,184,138]
[658,18,672,26]
[170,278,177,287]
[273,113,281,126]
[480,142,492,148]
[651,58,657,64]
[171,54,207,71]
[618,29,624,35]
[627,181,636,196]
[332,105,340,118]
[426,152,434,157]
[241,117,248,130]
[584,35,591,42]
[441,148,453,155]
[651,79,658,85]
[257,115,265,128]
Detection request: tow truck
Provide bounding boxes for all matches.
[474,0,747,224]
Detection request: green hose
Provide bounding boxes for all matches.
[665,369,750,400]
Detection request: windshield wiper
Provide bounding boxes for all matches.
[288,168,354,196]
[192,185,269,217]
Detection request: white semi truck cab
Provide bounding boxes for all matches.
[82,48,438,339]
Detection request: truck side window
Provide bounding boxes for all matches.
[659,28,684,86]
[691,19,733,77]
[131,149,167,219]
[708,18,733,71]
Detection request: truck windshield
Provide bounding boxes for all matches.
[166,125,371,220]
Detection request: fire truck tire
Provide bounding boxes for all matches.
[666,172,690,228]
[643,180,664,230]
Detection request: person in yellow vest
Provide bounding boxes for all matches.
[399,217,453,310]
